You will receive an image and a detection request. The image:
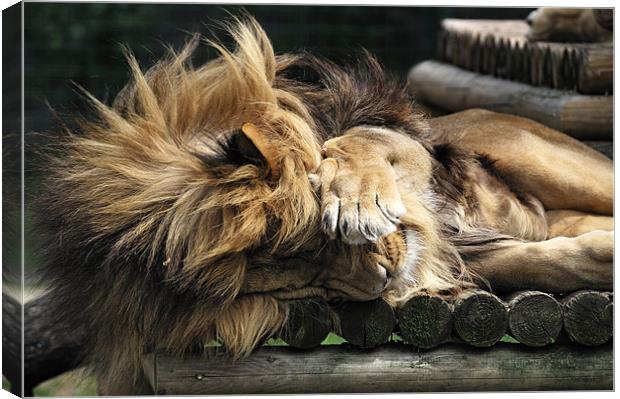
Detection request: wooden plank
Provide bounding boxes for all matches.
[408,60,612,140]
[146,343,613,394]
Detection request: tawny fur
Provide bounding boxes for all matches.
[39,16,612,394]
[526,7,612,42]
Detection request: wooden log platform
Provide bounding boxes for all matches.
[143,342,613,394]
[274,290,611,350]
[438,19,612,94]
[274,290,613,349]
[408,60,612,140]
[143,289,613,393]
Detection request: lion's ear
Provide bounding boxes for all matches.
[240,123,281,178]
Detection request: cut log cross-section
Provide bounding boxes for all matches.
[280,300,333,349]
[562,290,613,346]
[336,298,396,348]
[396,292,453,348]
[505,290,563,347]
[452,290,509,347]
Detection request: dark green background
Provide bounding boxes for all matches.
[23,3,533,134]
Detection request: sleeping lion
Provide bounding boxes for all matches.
[40,17,613,394]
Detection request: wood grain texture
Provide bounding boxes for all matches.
[438,19,612,94]
[280,300,333,349]
[336,298,396,348]
[145,343,612,394]
[396,292,452,348]
[562,290,613,346]
[505,291,562,347]
[453,290,508,347]
[408,61,612,140]
[2,292,86,396]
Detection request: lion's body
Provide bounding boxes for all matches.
[38,18,612,394]
[526,7,612,42]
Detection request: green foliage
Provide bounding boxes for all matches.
[321,333,347,345]
[500,335,520,344]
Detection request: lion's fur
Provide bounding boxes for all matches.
[39,17,532,392]
[527,7,612,42]
[41,18,324,389]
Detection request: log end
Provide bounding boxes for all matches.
[506,291,562,347]
[562,290,613,346]
[337,298,396,348]
[453,290,508,347]
[397,293,452,348]
[280,300,332,349]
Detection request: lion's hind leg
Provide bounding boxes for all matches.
[466,230,612,293]
[430,109,613,215]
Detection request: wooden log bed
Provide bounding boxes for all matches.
[143,343,612,394]
[437,19,612,95]
[142,289,613,394]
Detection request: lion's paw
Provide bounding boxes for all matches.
[311,155,406,245]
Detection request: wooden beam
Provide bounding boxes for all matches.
[408,61,612,140]
[144,342,612,394]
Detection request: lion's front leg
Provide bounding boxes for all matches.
[311,126,437,300]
